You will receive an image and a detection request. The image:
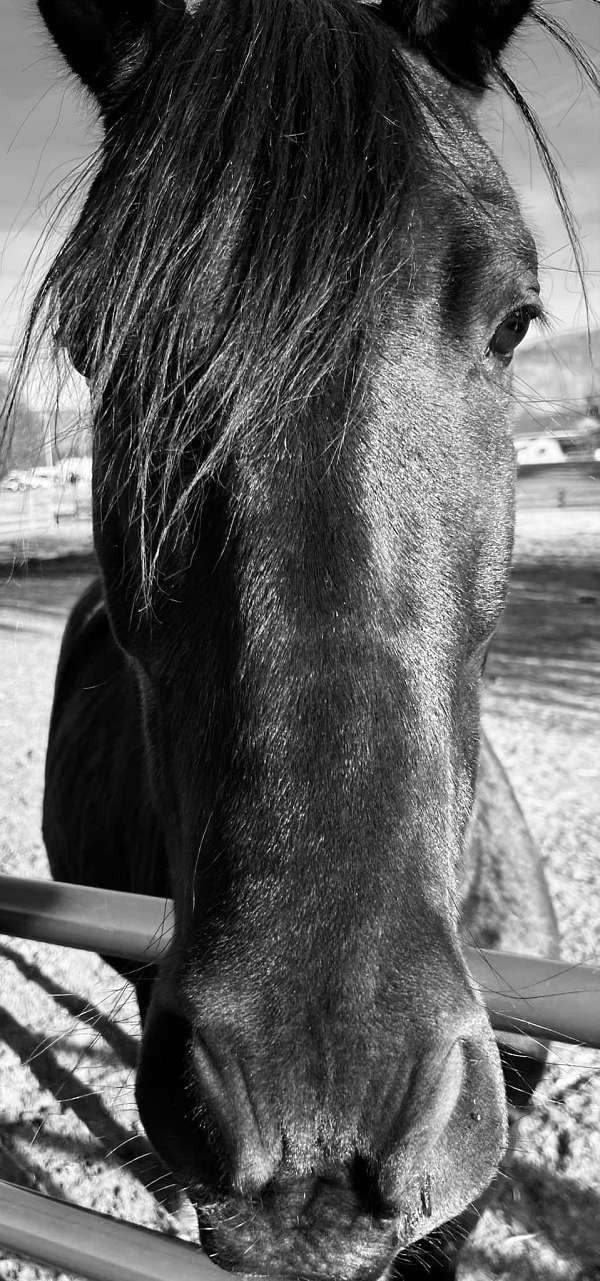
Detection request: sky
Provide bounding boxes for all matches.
[1,1,599,397]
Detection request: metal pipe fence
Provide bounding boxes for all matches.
[1,872,599,1281]
[2,874,599,1047]
[0,1180,211,1281]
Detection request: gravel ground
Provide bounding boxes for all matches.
[0,506,599,1281]
[461,510,600,1281]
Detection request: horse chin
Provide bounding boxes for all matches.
[191,1183,442,1281]
[194,1219,400,1281]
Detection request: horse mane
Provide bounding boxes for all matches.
[499,5,600,323]
[14,0,430,602]
[4,0,599,605]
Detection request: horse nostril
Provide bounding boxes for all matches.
[375,1026,506,1226]
[191,1031,281,1197]
[137,1002,280,1198]
[375,1037,465,1210]
[135,1005,206,1182]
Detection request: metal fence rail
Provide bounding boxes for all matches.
[1,873,599,1281]
[0,1180,212,1281]
[0,873,171,962]
[1,874,599,1048]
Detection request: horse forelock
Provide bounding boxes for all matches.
[7,0,594,617]
[17,2,484,604]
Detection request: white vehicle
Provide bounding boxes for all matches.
[1,467,56,491]
[1,471,28,492]
[514,435,565,466]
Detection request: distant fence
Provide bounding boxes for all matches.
[53,477,92,523]
[517,459,600,510]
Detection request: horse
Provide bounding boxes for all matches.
[27,0,568,1276]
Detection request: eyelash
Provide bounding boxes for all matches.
[487,302,546,365]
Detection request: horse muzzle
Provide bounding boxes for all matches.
[136,994,507,1279]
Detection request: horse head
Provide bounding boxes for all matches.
[36,1,545,1275]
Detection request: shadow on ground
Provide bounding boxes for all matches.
[486,561,600,716]
[0,941,183,1217]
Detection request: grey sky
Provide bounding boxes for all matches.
[1,1,599,379]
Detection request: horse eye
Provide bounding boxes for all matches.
[487,306,536,364]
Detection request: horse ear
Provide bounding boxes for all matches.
[37,0,186,103]
[381,0,533,87]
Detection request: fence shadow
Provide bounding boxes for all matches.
[0,942,188,1223]
[0,942,139,1069]
[0,1002,182,1201]
[464,1155,600,1279]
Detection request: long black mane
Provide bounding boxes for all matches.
[5,0,599,603]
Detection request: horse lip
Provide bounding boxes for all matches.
[192,1187,410,1281]
[196,1221,400,1281]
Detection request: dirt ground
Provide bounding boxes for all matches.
[0,507,599,1281]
